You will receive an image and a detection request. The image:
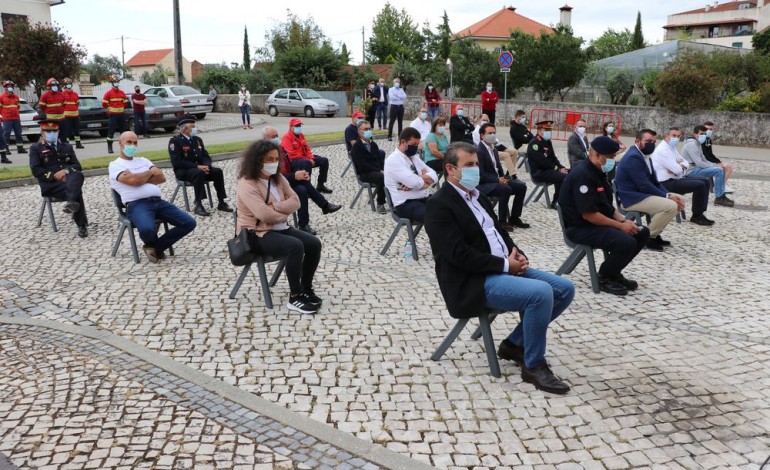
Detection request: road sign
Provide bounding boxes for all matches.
[498,51,514,69]
[500,68,510,73]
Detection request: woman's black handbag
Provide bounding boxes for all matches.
[227,179,270,266]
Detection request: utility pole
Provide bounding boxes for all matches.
[121,35,125,71]
[172,0,184,85]
[362,26,365,65]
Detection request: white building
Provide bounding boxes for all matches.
[0,0,64,36]
[664,0,770,50]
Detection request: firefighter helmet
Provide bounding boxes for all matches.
[62,77,73,85]
[2,80,14,88]
[46,77,59,88]
[110,74,120,83]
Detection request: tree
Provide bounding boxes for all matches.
[656,52,722,112]
[81,54,133,84]
[605,68,635,104]
[0,21,86,96]
[243,27,251,71]
[389,54,421,87]
[586,29,634,61]
[437,11,452,61]
[140,65,169,86]
[753,28,770,55]
[442,39,498,98]
[639,69,660,106]
[367,3,425,63]
[340,43,351,65]
[631,12,645,50]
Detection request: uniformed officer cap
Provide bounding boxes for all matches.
[40,120,60,131]
[590,136,620,156]
[177,117,197,127]
[535,120,554,129]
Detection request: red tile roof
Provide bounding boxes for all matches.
[455,7,553,40]
[125,49,174,67]
[674,0,757,15]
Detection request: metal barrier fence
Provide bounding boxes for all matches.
[528,108,622,142]
[423,101,485,122]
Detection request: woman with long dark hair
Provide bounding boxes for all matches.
[236,140,322,314]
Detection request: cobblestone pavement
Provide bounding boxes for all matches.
[1,141,769,469]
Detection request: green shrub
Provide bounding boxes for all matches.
[759,83,770,112]
[715,92,762,112]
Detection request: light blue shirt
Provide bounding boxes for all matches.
[388,86,406,105]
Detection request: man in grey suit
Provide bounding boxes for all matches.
[567,119,589,169]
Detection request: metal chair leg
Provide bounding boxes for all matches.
[229,264,252,299]
[478,314,502,378]
[380,221,404,256]
[269,259,286,287]
[37,199,47,227]
[524,185,545,206]
[367,186,376,212]
[111,224,127,257]
[585,248,600,293]
[341,158,353,177]
[470,313,498,340]
[430,318,470,361]
[126,223,140,263]
[406,223,419,261]
[350,186,364,209]
[256,259,274,309]
[556,247,585,276]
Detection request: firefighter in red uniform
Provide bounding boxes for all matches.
[38,78,67,125]
[101,74,128,154]
[0,80,27,157]
[61,78,84,149]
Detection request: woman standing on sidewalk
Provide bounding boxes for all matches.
[238,84,252,129]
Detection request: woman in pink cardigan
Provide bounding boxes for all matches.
[236,140,323,315]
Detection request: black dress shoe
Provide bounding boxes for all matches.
[645,240,664,252]
[498,339,524,365]
[299,224,317,235]
[614,273,638,291]
[499,221,515,232]
[317,184,333,194]
[77,226,88,238]
[322,202,341,214]
[654,235,671,246]
[521,363,570,395]
[599,276,628,296]
[690,215,714,226]
[193,203,211,216]
[63,201,80,214]
[510,217,530,229]
[217,201,234,212]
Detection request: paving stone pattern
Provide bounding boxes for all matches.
[1,140,770,469]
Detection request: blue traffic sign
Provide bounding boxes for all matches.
[498,51,514,69]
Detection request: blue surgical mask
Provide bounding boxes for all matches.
[51,86,59,92]
[519,117,526,124]
[486,86,492,92]
[483,134,496,144]
[394,82,401,88]
[458,166,480,190]
[356,118,363,125]
[420,112,427,120]
[270,137,281,146]
[438,127,445,135]
[668,137,680,148]
[697,134,707,144]
[6,87,13,93]
[112,82,119,88]
[293,126,302,135]
[44,132,58,144]
[706,129,713,138]
[190,127,198,137]
[601,158,616,173]
[363,130,373,139]
[457,110,464,117]
[543,131,552,140]
[123,144,137,158]
[606,126,615,134]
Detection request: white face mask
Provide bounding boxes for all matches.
[263,162,279,176]
[576,127,585,136]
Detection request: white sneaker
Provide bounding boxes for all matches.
[724,185,734,194]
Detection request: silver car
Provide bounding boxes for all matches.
[266,88,339,118]
[143,85,213,119]
[20,99,42,142]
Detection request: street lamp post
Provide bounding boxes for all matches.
[446,58,454,101]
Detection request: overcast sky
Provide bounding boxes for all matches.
[52,0,711,67]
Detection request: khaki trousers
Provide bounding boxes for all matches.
[623,196,678,238]
[499,150,516,176]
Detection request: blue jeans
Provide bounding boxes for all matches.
[375,102,388,128]
[3,120,22,147]
[687,167,725,197]
[126,197,196,253]
[484,268,575,369]
[241,105,251,124]
[133,111,148,135]
[427,105,440,121]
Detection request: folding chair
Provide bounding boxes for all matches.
[380,188,423,260]
[431,309,504,378]
[110,190,175,263]
[170,178,213,211]
[554,203,602,293]
[340,153,354,177]
[37,196,64,232]
[523,159,552,208]
[349,166,376,212]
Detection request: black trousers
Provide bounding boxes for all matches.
[478,179,527,221]
[60,117,80,142]
[394,197,428,222]
[292,180,328,226]
[662,177,710,217]
[566,225,650,278]
[426,159,444,176]
[485,110,496,124]
[358,171,386,205]
[388,104,404,138]
[41,172,88,227]
[533,170,567,202]
[255,227,322,296]
[107,114,127,142]
[174,166,227,203]
[290,155,329,185]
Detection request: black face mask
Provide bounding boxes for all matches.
[405,144,419,157]
[641,142,656,155]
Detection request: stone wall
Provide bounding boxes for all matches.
[403,97,770,147]
[214,94,270,114]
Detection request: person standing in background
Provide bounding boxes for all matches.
[238,84,252,129]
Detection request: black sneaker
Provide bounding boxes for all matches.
[599,276,628,296]
[614,273,638,291]
[301,291,322,309]
[498,339,524,366]
[654,235,671,246]
[287,295,317,314]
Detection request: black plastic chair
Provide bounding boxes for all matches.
[171,178,213,211]
[554,203,602,293]
[523,158,553,208]
[110,190,175,263]
[431,309,505,378]
[37,196,64,232]
[380,188,423,260]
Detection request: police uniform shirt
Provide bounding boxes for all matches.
[169,133,209,167]
[30,142,80,183]
[560,159,614,229]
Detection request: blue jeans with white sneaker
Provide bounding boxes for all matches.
[687,166,726,197]
[484,268,575,369]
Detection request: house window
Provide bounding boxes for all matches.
[1,13,28,33]
[732,42,743,48]
[738,3,752,9]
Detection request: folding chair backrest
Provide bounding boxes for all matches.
[555,203,576,249]
[111,189,128,217]
[524,157,532,173]
[383,187,402,223]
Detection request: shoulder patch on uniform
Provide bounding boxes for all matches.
[532,144,539,151]
[169,143,175,151]
[579,185,589,194]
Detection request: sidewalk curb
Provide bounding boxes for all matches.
[0,316,435,470]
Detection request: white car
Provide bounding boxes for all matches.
[143,86,213,119]
[18,99,42,142]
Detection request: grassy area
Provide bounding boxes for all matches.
[0,129,377,182]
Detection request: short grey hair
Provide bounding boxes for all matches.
[261,126,278,139]
[444,142,476,168]
[356,120,370,130]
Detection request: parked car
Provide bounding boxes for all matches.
[77,95,111,137]
[126,94,186,133]
[19,99,43,142]
[266,88,339,118]
[143,86,212,119]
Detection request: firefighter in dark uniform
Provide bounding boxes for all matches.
[29,120,89,237]
[168,117,233,216]
[558,136,650,296]
[526,120,568,208]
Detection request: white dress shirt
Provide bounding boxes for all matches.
[384,148,438,207]
[409,117,431,141]
[651,141,688,182]
[448,182,509,272]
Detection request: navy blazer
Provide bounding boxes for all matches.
[476,142,504,187]
[425,183,518,319]
[615,145,668,208]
